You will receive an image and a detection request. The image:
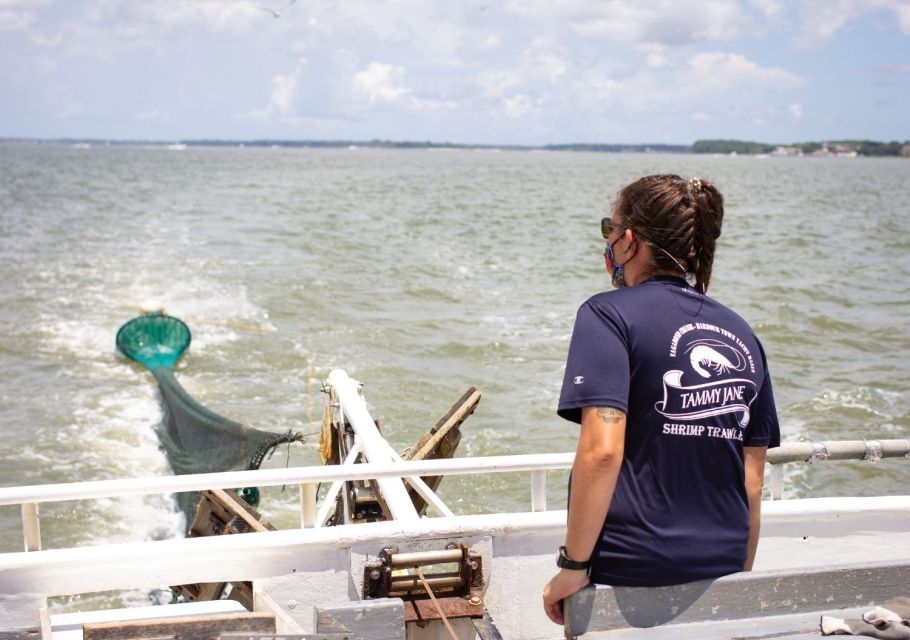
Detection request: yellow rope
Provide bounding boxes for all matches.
[318,387,335,464]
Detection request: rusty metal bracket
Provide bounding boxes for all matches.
[362,543,484,623]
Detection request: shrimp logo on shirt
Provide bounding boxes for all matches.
[656,324,758,428]
[686,339,747,379]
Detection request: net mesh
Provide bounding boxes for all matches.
[116,313,305,521]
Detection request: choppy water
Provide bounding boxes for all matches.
[1,143,908,608]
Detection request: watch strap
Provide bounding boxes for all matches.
[557,545,590,571]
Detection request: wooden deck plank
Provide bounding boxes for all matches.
[82,612,275,640]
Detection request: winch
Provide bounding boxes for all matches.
[363,543,485,624]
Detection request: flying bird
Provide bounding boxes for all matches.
[257,0,296,18]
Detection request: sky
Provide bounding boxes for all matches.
[1,0,909,145]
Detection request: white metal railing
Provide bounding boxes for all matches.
[3,439,908,553]
[766,438,910,500]
[1,452,576,552]
[2,362,907,554]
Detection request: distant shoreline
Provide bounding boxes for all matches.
[2,137,908,157]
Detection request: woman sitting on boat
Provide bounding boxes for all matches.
[543,174,781,625]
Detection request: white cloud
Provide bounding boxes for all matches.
[25,0,270,61]
[574,65,623,110]
[350,62,456,115]
[894,0,910,34]
[477,70,522,99]
[502,93,539,119]
[789,103,803,119]
[793,0,855,48]
[747,0,786,21]
[0,9,31,31]
[270,69,299,115]
[505,0,753,46]
[352,62,412,104]
[794,0,910,47]
[54,102,84,119]
[522,37,570,84]
[687,52,805,90]
[246,59,306,120]
[0,0,47,32]
[646,52,667,68]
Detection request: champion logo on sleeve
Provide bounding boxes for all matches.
[574,376,585,384]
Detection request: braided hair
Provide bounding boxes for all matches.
[613,174,724,293]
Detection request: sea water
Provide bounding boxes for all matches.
[0,143,908,609]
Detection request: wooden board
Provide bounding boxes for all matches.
[402,387,480,516]
[173,489,274,608]
[82,612,275,640]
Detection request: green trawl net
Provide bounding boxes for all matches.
[116,312,304,522]
[116,312,191,371]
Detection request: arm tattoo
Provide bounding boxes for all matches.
[595,407,625,425]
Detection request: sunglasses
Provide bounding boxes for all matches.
[600,217,627,238]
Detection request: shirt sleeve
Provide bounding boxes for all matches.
[557,299,631,424]
[742,339,781,448]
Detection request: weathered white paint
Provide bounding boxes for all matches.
[0,592,46,634]
[315,598,405,640]
[531,470,547,512]
[255,573,348,635]
[2,498,907,597]
[0,498,906,640]
[328,369,419,522]
[565,560,910,638]
[21,503,40,552]
[300,483,317,529]
[769,464,784,500]
[0,510,565,596]
[252,588,307,634]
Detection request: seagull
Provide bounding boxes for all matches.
[257,0,296,18]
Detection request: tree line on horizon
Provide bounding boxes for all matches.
[5,137,908,156]
[691,139,910,156]
[173,137,910,156]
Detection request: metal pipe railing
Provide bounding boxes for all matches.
[0,453,575,507]
[328,369,419,522]
[0,403,905,551]
[767,439,910,464]
[766,439,910,500]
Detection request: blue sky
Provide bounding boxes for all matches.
[2,0,908,145]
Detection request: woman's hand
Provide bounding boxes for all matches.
[542,568,591,625]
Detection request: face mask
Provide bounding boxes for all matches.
[604,237,626,288]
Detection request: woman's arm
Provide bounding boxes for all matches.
[542,406,625,625]
[743,445,767,571]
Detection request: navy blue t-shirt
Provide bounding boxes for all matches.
[558,276,780,587]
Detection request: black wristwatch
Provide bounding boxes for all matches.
[556,546,590,571]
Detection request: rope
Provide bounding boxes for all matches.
[319,387,336,464]
[415,566,459,640]
[247,429,308,471]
